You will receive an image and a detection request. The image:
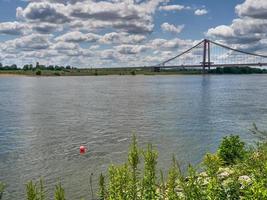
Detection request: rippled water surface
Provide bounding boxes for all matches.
[1,75,267,199]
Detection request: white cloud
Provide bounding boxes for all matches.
[99,32,145,44]
[159,4,186,11]
[3,34,52,51]
[206,0,267,53]
[150,38,193,50]
[206,25,235,38]
[194,9,208,16]
[52,41,79,50]
[17,2,69,24]
[0,22,28,35]
[161,22,184,34]
[116,44,148,54]
[235,0,267,19]
[55,31,100,43]
[17,0,168,35]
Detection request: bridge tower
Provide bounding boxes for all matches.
[202,39,211,73]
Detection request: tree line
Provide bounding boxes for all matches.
[0,62,77,71]
[209,67,267,74]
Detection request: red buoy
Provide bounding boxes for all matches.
[80,146,86,154]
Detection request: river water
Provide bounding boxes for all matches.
[0,75,267,199]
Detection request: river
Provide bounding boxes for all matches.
[0,75,267,199]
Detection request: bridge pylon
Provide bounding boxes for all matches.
[202,39,211,73]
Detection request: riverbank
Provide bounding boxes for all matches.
[0,68,201,76]
[1,66,266,76]
[1,130,266,200]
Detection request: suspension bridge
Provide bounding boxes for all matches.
[153,39,267,73]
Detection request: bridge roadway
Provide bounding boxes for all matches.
[156,63,267,69]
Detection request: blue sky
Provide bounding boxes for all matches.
[0,0,266,67]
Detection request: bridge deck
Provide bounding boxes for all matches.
[159,63,267,68]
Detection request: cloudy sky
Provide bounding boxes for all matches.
[0,0,266,68]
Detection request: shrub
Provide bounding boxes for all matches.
[141,144,158,200]
[218,135,246,165]
[0,182,5,200]
[166,156,180,200]
[128,134,140,200]
[36,70,42,76]
[26,179,45,200]
[94,70,98,76]
[183,165,206,199]
[131,70,136,75]
[98,173,105,200]
[203,153,222,177]
[108,164,130,199]
[54,183,65,200]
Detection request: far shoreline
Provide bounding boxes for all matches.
[1,66,267,77]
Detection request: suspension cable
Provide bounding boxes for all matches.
[159,40,204,66]
[209,40,267,58]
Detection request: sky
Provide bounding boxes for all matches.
[0,0,266,68]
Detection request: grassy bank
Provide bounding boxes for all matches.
[0,125,266,199]
[1,67,267,76]
[0,68,202,76]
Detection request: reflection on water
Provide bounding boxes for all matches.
[0,75,267,199]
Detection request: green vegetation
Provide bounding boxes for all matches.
[217,135,246,165]
[0,64,202,76]
[209,67,267,74]
[24,180,65,200]
[1,61,267,76]
[54,183,66,200]
[26,179,45,200]
[0,182,5,200]
[36,70,42,76]
[0,128,266,199]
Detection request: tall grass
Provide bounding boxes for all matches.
[26,179,45,200]
[0,182,5,200]
[1,129,266,199]
[97,133,267,199]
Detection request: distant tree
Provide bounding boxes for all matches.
[47,65,54,70]
[39,65,46,70]
[55,65,61,71]
[0,63,2,68]
[36,62,40,69]
[10,64,17,70]
[23,64,29,71]
[66,66,71,70]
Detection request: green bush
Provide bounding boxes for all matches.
[141,144,158,200]
[0,182,5,200]
[128,134,140,200]
[203,153,222,177]
[166,156,180,200]
[54,183,65,200]
[131,70,136,75]
[26,179,45,200]
[218,135,246,165]
[36,70,42,76]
